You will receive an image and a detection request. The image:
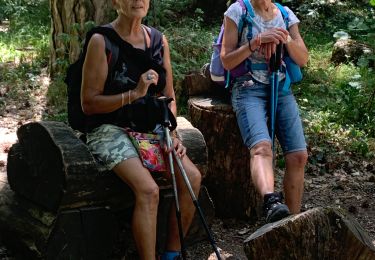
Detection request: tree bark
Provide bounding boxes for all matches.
[244,207,375,260]
[185,71,259,220]
[49,0,115,76]
[188,95,259,220]
[3,119,213,258]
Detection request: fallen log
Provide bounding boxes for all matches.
[244,207,375,260]
[2,118,214,258]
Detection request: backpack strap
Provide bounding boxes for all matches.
[82,26,122,71]
[238,0,255,40]
[101,24,120,72]
[274,3,293,93]
[148,26,164,63]
[274,3,289,28]
[103,35,119,74]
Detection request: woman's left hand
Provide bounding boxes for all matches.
[166,138,186,159]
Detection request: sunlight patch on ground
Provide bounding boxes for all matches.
[0,128,17,163]
[0,22,9,33]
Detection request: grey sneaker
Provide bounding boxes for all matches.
[263,192,290,223]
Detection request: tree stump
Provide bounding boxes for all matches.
[331,39,374,68]
[185,71,259,220]
[244,207,375,259]
[2,118,214,259]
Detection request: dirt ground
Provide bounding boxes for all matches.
[0,67,374,259]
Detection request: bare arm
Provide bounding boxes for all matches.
[220,17,254,71]
[285,23,309,67]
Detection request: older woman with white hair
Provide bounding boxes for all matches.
[80,0,202,259]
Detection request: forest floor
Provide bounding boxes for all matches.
[0,64,374,259]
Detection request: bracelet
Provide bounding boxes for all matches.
[128,90,131,104]
[121,92,124,107]
[249,34,262,53]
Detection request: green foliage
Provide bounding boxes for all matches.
[45,76,68,122]
[2,0,50,32]
[1,0,374,159]
[290,0,375,158]
[0,0,49,66]
[146,0,197,26]
[156,10,214,114]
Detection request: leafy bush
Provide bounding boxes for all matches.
[0,0,49,65]
[296,0,375,157]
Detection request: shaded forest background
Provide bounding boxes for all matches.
[1,0,374,160]
[0,0,375,258]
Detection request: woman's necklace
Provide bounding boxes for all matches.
[253,2,274,21]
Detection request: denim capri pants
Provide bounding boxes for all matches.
[231,75,307,154]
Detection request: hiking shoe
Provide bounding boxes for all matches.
[263,192,290,223]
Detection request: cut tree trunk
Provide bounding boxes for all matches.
[186,71,259,220]
[49,0,115,76]
[2,118,213,258]
[244,207,375,260]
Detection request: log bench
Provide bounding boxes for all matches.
[184,66,259,220]
[1,117,214,259]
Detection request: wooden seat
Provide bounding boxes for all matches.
[1,118,213,259]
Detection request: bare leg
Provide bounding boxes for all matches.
[250,141,275,196]
[164,156,202,251]
[283,150,307,214]
[113,158,159,260]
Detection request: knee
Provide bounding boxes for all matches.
[286,151,308,167]
[250,142,273,159]
[135,183,159,208]
[188,167,202,191]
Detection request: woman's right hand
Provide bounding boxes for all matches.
[134,69,159,98]
[258,28,288,60]
[259,27,289,45]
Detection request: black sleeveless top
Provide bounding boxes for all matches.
[86,26,166,132]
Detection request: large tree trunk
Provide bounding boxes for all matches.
[49,0,115,76]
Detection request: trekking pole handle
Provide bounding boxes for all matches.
[275,43,283,70]
[269,43,283,72]
[158,96,172,127]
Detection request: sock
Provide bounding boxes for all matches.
[161,251,181,260]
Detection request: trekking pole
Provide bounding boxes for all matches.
[269,43,283,166]
[158,97,222,260]
[159,98,187,260]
